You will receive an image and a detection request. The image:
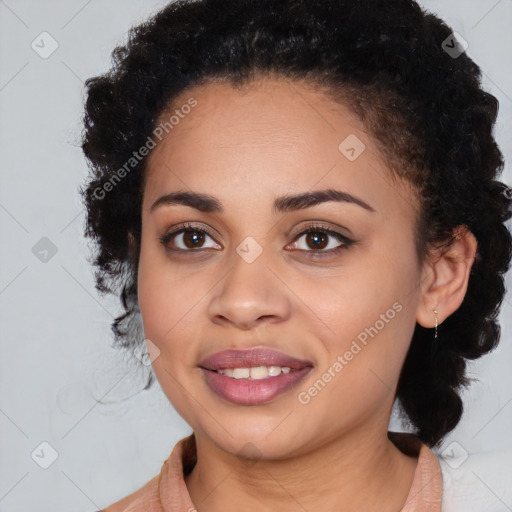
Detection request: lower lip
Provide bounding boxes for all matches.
[201,367,312,405]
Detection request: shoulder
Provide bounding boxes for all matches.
[99,434,196,512]
[388,431,443,511]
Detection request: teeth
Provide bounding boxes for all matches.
[250,366,269,379]
[217,366,293,379]
[233,368,250,379]
[268,366,281,377]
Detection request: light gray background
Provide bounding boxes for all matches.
[0,1,511,511]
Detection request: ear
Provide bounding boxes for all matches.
[416,225,478,329]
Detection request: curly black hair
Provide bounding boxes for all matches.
[79,0,512,448]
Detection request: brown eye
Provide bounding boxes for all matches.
[304,231,329,250]
[159,224,221,251]
[182,230,206,248]
[288,225,354,256]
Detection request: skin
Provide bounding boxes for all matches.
[135,76,477,512]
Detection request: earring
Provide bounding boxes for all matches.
[434,309,438,340]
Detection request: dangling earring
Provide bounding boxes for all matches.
[434,309,438,340]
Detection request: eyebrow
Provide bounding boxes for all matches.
[149,188,376,214]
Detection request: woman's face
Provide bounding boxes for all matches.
[138,76,426,458]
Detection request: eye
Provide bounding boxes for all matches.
[287,224,354,256]
[159,222,221,251]
[159,221,355,257]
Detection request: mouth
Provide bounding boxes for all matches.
[199,347,313,371]
[215,365,298,379]
[198,347,313,405]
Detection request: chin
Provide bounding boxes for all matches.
[200,418,310,460]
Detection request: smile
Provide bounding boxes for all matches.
[202,366,313,405]
[199,347,314,405]
[216,365,293,379]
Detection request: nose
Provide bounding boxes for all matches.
[207,247,292,330]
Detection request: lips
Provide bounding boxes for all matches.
[198,347,313,371]
[198,347,314,405]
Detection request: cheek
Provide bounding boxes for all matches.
[137,251,208,418]
[137,233,204,356]
[138,271,206,355]
[296,239,419,389]
[294,296,414,431]
[295,248,415,343]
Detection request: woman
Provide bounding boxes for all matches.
[79,0,512,510]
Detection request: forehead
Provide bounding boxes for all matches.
[153,77,358,138]
[143,77,418,219]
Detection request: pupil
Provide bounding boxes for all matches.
[308,232,327,249]
[185,231,204,248]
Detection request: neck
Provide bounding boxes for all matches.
[184,423,418,512]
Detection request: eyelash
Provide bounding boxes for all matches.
[158,222,355,258]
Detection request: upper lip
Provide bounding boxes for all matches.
[199,347,313,371]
